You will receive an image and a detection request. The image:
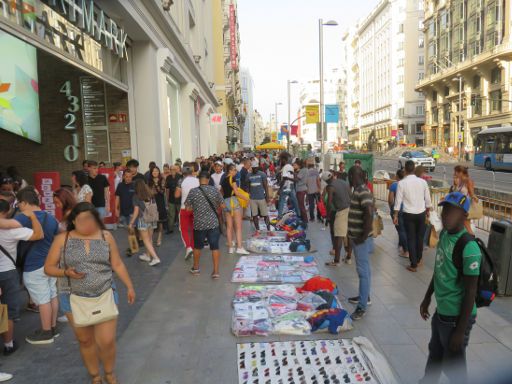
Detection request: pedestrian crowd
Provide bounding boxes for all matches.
[0,152,488,383]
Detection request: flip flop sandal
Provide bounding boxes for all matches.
[211,273,220,279]
[324,262,340,267]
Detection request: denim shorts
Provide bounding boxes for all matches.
[136,217,157,231]
[194,227,221,250]
[59,283,120,314]
[23,267,57,305]
[0,270,22,319]
[224,197,241,213]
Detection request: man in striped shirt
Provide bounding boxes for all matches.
[347,166,374,320]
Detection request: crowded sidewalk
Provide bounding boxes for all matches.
[1,203,512,383]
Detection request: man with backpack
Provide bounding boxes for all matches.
[0,199,44,358]
[0,188,60,345]
[420,191,492,383]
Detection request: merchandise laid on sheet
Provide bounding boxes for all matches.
[246,237,313,254]
[237,338,384,384]
[231,281,352,337]
[231,255,319,284]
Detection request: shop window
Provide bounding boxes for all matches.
[416,123,423,134]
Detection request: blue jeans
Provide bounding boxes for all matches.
[352,237,372,310]
[420,312,476,384]
[277,187,300,217]
[96,207,106,220]
[391,210,408,251]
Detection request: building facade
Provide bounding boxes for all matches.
[0,0,221,182]
[212,0,244,153]
[417,0,512,153]
[253,109,267,145]
[240,68,254,148]
[298,79,339,149]
[350,0,425,151]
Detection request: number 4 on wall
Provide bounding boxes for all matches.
[60,81,71,97]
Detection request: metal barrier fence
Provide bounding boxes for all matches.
[373,178,512,232]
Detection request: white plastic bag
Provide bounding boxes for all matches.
[429,211,443,233]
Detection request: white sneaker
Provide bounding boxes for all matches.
[237,248,250,255]
[139,253,151,262]
[0,372,13,382]
[185,247,193,260]
[228,247,234,254]
[57,315,68,323]
[149,258,161,266]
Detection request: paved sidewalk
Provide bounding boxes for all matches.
[3,211,512,383]
[114,210,512,384]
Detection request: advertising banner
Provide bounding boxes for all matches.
[305,105,319,124]
[325,105,339,123]
[290,125,298,136]
[33,172,61,220]
[211,113,223,125]
[271,132,278,142]
[280,124,289,134]
[229,4,238,71]
[99,168,117,225]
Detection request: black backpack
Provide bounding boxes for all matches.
[453,232,498,308]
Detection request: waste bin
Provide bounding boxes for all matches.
[487,220,512,296]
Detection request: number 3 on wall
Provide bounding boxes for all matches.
[67,96,80,112]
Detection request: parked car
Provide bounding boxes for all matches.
[398,150,435,172]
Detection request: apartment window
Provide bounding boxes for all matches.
[418,72,425,81]
[398,42,404,50]
[398,58,405,67]
[432,90,438,102]
[418,37,424,48]
[416,105,425,115]
[416,123,423,134]
[398,75,404,84]
[432,107,439,123]
[418,56,424,65]
[439,10,449,30]
[471,95,482,115]
[399,24,404,33]
[398,108,405,118]
[491,67,501,84]
[443,103,450,121]
[444,87,450,96]
[490,90,502,112]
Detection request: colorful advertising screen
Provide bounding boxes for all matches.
[0,30,40,143]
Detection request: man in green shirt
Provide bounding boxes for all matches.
[420,191,481,383]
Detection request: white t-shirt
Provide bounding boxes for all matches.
[0,227,33,272]
[211,172,224,190]
[281,164,295,192]
[180,176,200,209]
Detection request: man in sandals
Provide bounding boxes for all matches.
[185,171,225,278]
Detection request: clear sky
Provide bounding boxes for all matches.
[237,0,379,125]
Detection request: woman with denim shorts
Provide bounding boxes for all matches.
[220,164,249,255]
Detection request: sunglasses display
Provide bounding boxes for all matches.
[237,339,379,384]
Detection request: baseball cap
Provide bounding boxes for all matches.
[438,191,471,213]
[251,159,259,168]
[223,158,234,165]
[215,160,223,166]
[321,172,332,182]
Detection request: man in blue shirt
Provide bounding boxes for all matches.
[0,188,59,345]
[248,163,270,232]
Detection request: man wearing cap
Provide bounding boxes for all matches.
[185,172,225,278]
[210,161,225,191]
[419,192,481,383]
[393,160,432,272]
[175,162,200,259]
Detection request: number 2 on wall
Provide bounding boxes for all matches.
[64,113,76,130]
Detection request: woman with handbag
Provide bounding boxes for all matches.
[130,179,161,266]
[220,164,250,255]
[450,165,478,235]
[44,202,135,384]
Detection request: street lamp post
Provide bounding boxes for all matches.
[275,102,282,142]
[318,19,338,155]
[287,80,298,151]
